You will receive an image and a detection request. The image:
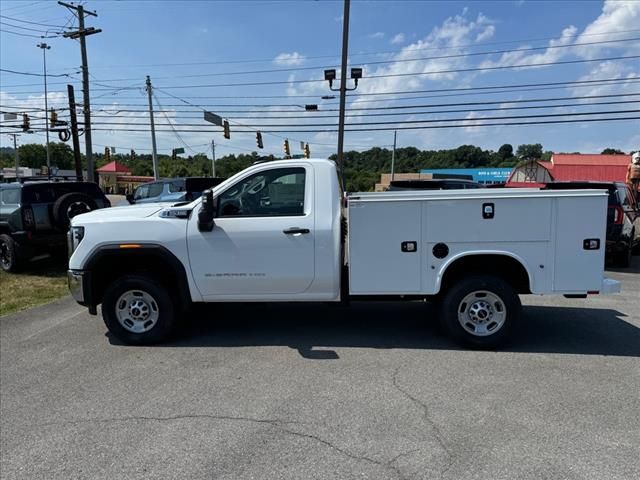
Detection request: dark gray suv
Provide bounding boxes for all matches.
[0,180,110,272]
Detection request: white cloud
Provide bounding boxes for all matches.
[368,32,385,39]
[390,33,405,45]
[273,52,306,66]
[475,25,495,43]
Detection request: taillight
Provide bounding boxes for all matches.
[609,205,624,225]
[22,206,35,229]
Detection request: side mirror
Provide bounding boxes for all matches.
[126,194,135,204]
[198,189,216,232]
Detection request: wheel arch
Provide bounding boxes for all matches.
[436,251,533,295]
[83,244,192,311]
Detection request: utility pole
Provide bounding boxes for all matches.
[60,1,101,183]
[391,130,397,181]
[145,76,159,179]
[8,134,20,179]
[211,140,216,177]
[336,0,351,179]
[37,43,51,179]
[67,85,83,181]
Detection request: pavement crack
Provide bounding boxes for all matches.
[31,413,304,429]
[392,368,456,476]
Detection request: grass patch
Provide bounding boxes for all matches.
[0,256,69,316]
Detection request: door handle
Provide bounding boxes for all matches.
[283,227,310,235]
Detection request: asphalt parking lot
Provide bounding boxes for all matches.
[1,259,639,480]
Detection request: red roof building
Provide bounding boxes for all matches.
[97,161,131,173]
[548,153,630,182]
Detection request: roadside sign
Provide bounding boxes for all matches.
[300,141,305,150]
[3,112,17,120]
[173,147,185,154]
[204,111,222,126]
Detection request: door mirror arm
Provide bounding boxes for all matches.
[198,189,217,232]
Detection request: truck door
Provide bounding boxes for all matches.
[187,165,315,299]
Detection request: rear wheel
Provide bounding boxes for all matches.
[102,275,177,345]
[440,275,521,349]
[0,234,20,273]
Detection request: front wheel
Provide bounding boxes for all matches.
[102,275,177,345]
[440,275,521,349]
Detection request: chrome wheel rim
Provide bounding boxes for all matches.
[457,290,507,337]
[115,290,159,333]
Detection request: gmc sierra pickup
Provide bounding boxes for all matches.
[67,158,620,348]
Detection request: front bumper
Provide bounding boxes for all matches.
[68,270,86,303]
[67,270,95,314]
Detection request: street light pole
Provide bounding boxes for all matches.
[336,0,351,179]
[37,43,51,179]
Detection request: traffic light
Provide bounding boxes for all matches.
[223,120,230,139]
[130,149,136,160]
[49,109,58,128]
[283,139,290,157]
[104,146,110,161]
[256,131,263,149]
[303,143,310,159]
[21,114,30,132]
[172,149,177,161]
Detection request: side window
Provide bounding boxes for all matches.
[1,189,20,205]
[217,167,306,217]
[169,181,185,193]
[147,183,165,198]
[134,185,150,200]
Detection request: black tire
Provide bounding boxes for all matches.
[102,275,177,345]
[0,234,21,273]
[440,275,521,349]
[52,192,98,229]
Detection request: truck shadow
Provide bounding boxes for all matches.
[116,302,640,358]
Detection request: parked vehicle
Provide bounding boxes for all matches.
[67,159,619,348]
[543,181,640,267]
[0,180,110,272]
[387,179,482,191]
[126,177,225,205]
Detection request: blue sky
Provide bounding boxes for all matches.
[1,0,638,160]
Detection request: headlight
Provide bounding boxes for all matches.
[67,226,85,258]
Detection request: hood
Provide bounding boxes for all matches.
[71,204,164,226]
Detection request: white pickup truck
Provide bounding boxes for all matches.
[67,158,620,348]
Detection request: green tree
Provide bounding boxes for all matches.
[515,143,544,160]
[601,148,625,155]
[497,144,514,160]
[16,144,46,168]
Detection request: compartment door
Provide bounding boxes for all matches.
[349,200,422,294]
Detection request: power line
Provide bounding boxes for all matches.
[36,36,640,84]
[0,27,59,38]
[145,55,640,89]
[0,19,59,33]
[79,92,640,113]
[0,14,68,28]
[68,108,639,129]
[7,54,630,92]
[39,116,635,135]
[0,67,78,77]
[55,28,640,70]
